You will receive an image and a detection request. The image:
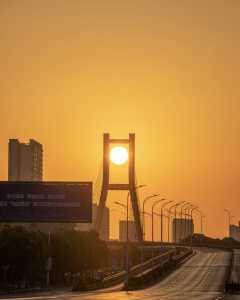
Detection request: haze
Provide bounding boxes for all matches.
[1,0,240,239]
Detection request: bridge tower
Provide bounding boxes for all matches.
[95,133,143,242]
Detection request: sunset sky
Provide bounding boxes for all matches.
[1,1,240,239]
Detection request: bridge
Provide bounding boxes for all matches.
[94,134,203,245]
[6,133,234,300]
[5,247,235,300]
[62,133,237,300]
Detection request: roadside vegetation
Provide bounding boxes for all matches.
[0,226,109,290]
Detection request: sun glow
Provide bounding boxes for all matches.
[110,146,128,165]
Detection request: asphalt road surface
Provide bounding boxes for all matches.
[0,248,231,300]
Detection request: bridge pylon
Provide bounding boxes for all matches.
[94,133,143,242]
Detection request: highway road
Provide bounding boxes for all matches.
[0,248,231,300]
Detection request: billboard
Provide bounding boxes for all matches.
[0,181,92,223]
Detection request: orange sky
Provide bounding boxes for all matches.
[1,1,240,239]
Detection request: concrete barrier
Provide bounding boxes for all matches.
[126,247,193,290]
[225,249,240,293]
[72,247,177,291]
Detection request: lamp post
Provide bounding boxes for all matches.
[196,209,205,234]
[160,201,173,244]
[162,213,170,243]
[165,213,171,243]
[180,202,190,242]
[224,209,234,237]
[115,184,145,290]
[115,200,129,288]
[154,211,161,242]
[173,201,185,244]
[114,201,127,236]
[142,194,160,241]
[200,214,204,235]
[140,209,152,273]
[183,204,194,242]
[152,198,166,244]
[181,204,192,242]
[167,203,178,243]
[151,198,166,264]
[142,211,152,241]
[190,206,198,248]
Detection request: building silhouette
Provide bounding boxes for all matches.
[75,203,109,240]
[119,220,137,242]
[172,218,194,243]
[230,223,240,242]
[8,139,43,181]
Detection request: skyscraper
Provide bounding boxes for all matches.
[8,139,43,181]
[230,223,240,242]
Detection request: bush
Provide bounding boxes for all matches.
[0,226,109,288]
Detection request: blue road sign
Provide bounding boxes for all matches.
[0,181,92,223]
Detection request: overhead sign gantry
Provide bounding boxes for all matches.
[0,181,92,223]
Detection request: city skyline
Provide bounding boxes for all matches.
[1,136,238,241]
[1,1,240,239]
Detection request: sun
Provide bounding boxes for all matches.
[110,146,128,165]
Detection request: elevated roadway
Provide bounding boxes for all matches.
[0,248,231,300]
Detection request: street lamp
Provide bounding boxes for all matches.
[183,204,195,242]
[152,198,166,244]
[115,201,126,209]
[190,206,198,248]
[173,201,185,244]
[224,209,234,237]
[114,202,127,240]
[196,209,205,235]
[142,194,160,241]
[140,210,152,272]
[118,185,145,290]
[160,201,173,244]
[180,202,190,241]
[151,198,166,265]
[161,212,171,243]
[167,203,178,243]
[165,212,171,243]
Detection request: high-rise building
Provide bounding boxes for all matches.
[230,223,240,242]
[119,220,137,242]
[75,203,110,241]
[172,218,194,243]
[8,139,43,181]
